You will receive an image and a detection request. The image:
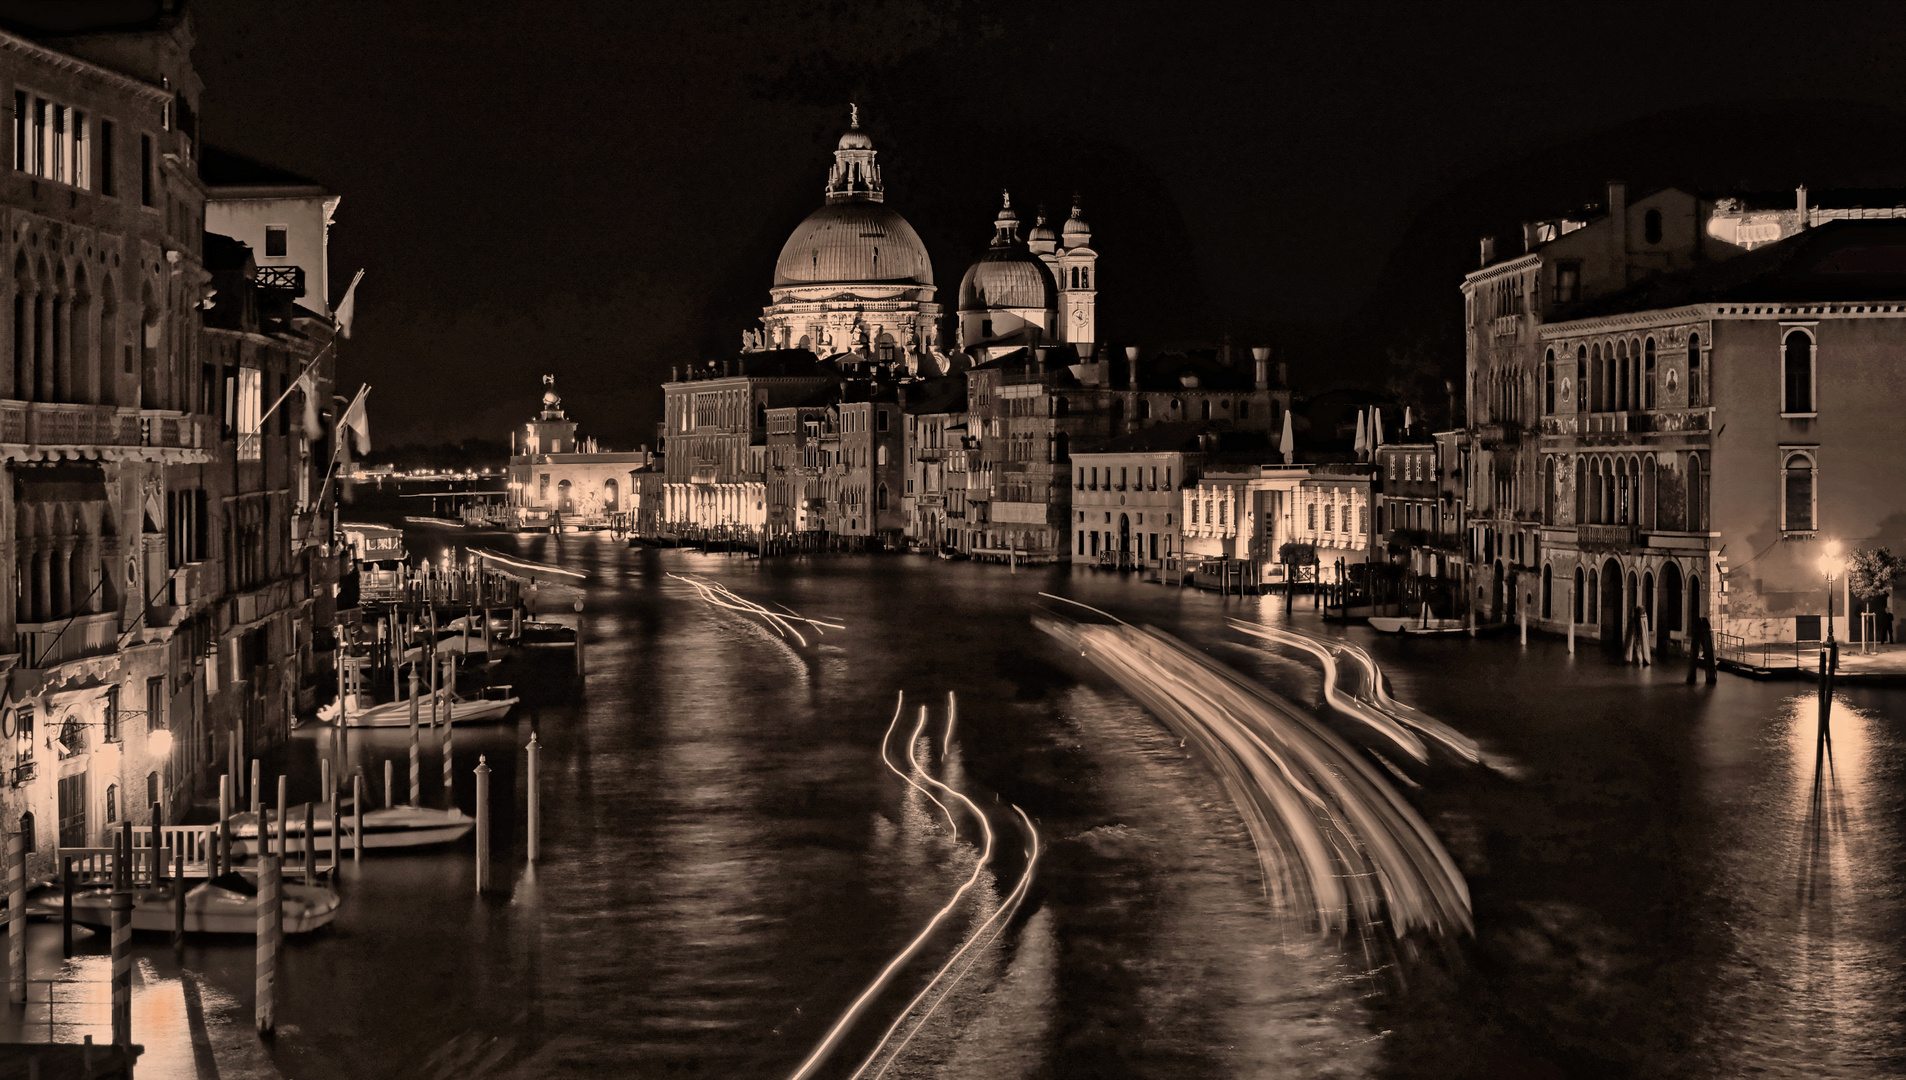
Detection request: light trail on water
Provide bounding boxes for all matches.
[667,572,845,646]
[1036,611,1473,940]
[784,693,1003,1080]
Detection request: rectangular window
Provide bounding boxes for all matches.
[11,91,23,171]
[34,98,48,177]
[1554,262,1581,303]
[877,409,888,432]
[1325,505,1334,532]
[147,676,165,732]
[1794,615,1822,642]
[265,226,287,258]
[71,110,87,189]
[140,132,153,206]
[100,119,115,195]
[236,366,263,460]
[51,105,66,184]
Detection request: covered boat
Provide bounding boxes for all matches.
[29,873,340,935]
[319,687,518,728]
[228,804,475,854]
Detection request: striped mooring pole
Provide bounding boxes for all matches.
[111,837,132,1046]
[409,667,422,807]
[255,851,278,1035]
[7,822,24,1004]
[443,684,456,805]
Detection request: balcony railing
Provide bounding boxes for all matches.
[17,612,120,669]
[1577,523,1638,549]
[0,402,143,448]
[1475,421,1520,447]
[254,264,306,297]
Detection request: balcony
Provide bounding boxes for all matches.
[1491,315,1521,339]
[255,264,306,298]
[0,402,141,459]
[1576,523,1638,550]
[16,612,121,670]
[690,465,720,485]
[10,761,35,789]
[1475,421,1520,448]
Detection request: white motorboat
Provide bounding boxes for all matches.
[228,804,475,854]
[1371,609,1467,635]
[318,690,518,728]
[28,872,340,935]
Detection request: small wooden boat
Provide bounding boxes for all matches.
[512,620,577,647]
[228,805,476,854]
[319,689,518,728]
[1370,609,1467,635]
[28,873,341,935]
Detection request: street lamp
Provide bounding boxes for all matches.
[1818,540,1846,655]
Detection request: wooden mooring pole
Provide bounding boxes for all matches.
[475,756,491,893]
[111,833,132,1047]
[255,852,277,1036]
[409,667,422,808]
[527,733,540,864]
[7,822,24,1004]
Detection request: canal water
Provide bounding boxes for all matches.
[15,535,1905,1078]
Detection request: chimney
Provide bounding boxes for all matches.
[1608,180,1628,269]
[1125,345,1140,391]
[1251,346,1270,391]
[670,365,679,382]
[1277,361,1288,388]
[1796,184,1809,230]
[1479,236,1496,267]
[1522,221,1539,253]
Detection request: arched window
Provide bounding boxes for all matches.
[1644,208,1663,244]
[1643,339,1656,410]
[1782,452,1813,532]
[877,484,888,511]
[1783,330,1813,413]
[1544,349,1556,414]
[1053,432,1068,463]
[1687,332,1702,407]
[1080,268,1089,288]
[1641,455,1656,531]
[1541,564,1553,619]
[1576,345,1587,412]
[1690,452,1709,532]
[1137,399,1151,419]
[1573,565,1585,622]
[1307,504,1316,530]
[602,478,619,511]
[1069,267,1079,288]
[1643,571,1655,623]
[1200,400,1211,420]
[876,445,888,467]
[1053,396,1069,417]
[1586,568,1599,623]
[1589,344,1602,413]
[1238,399,1249,420]
[1616,339,1630,412]
[1544,457,1557,524]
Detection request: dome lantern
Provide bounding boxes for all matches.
[825,104,883,204]
[1062,196,1092,248]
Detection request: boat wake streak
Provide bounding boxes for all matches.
[667,573,844,647]
[1036,613,1471,942]
[786,692,1035,1080]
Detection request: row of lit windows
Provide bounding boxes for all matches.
[1077,463,1173,491]
[11,91,154,206]
[1542,333,1705,416]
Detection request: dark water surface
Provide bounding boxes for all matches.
[23,536,1904,1079]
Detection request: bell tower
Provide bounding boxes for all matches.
[524,375,579,455]
[1057,197,1097,349]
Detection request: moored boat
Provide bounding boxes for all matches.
[319,689,518,728]
[228,804,476,854]
[28,872,340,935]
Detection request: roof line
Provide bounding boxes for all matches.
[0,28,172,103]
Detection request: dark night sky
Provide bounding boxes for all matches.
[114,2,1906,447]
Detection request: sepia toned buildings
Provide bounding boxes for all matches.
[0,9,345,875]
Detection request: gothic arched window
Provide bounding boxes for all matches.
[1783,330,1813,414]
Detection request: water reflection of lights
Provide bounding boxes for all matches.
[787,693,1040,1080]
[1035,605,1472,942]
[667,573,842,647]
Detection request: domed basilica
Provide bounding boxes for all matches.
[742,109,1098,374]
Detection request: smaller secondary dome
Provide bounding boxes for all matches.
[959,250,1057,312]
[1062,200,1092,243]
[1028,213,1058,245]
[838,128,873,150]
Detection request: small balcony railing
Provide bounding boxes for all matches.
[1577,523,1638,549]
[255,264,306,297]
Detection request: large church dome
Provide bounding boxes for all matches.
[772,202,934,288]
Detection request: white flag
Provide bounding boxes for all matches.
[340,386,371,456]
[296,370,321,435]
[334,268,365,339]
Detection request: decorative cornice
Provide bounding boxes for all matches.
[0,29,173,104]
[1461,253,1541,288]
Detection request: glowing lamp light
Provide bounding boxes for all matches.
[1817,540,1846,579]
[148,728,174,757]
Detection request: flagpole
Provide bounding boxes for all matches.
[316,385,370,520]
[259,341,335,426]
